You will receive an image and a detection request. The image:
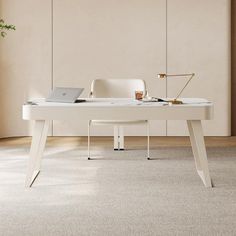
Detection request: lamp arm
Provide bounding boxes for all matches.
[167,73,194,77]
[174,73,195,100]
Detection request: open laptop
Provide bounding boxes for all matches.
[46,87,85,103]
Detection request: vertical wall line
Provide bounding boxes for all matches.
[52,0,54,91]
[165,0,168,136]
[51,0,54,136]
[231,0,236,135]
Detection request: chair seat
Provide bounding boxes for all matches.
[91,120,148,126]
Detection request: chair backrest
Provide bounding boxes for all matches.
[90,79,147,98]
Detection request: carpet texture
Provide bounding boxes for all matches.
[0,144,236,236]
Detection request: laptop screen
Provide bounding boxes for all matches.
[46,87,84,103]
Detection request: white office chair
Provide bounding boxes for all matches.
[88,79,150,160]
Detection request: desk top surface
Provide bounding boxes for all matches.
[24,98,213,107]
[23,98,213,120]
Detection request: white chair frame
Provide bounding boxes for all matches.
[87,79,150,160]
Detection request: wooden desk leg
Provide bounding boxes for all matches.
[25,120,49,188]
[187,120,212,188]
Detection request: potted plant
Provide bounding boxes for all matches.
[0,19,15,37]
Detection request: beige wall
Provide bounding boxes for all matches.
[167,0,231,136]
[53,0,167,136]
[0,0,52,137]
[0,0,231,137]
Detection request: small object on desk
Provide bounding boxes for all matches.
[142,97,167,102]
[135,91,144,100]
[25,101,38,105]
[142,97,156,102]
[75,99,86,103]
[156,98,167,102]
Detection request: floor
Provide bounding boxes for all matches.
[1,136,236,148]
[0,137,236,236]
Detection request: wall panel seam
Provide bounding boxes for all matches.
[51,0,54,136]
[166,0,168,136]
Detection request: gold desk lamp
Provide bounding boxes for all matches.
[157,73,195,104]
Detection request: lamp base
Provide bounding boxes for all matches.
[168,99,183,105]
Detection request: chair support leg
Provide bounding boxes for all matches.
[119,126,124,150]
[114,126,124,151]
[114,126,119,150]
[147,121,150,160]
[88,120,91,160]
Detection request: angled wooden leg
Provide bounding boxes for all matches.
[187,120,212,188]
[25,120,49,188]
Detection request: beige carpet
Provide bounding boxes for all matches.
[0,144,236,236]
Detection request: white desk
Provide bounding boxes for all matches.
[23,98,213,188]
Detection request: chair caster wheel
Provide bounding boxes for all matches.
[147,157,151,160]
[88,157,91,160]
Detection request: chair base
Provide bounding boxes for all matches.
[88,121,150,160]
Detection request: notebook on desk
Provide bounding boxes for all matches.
[46,87,85,103]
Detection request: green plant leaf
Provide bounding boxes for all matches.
[0,18,16,38]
